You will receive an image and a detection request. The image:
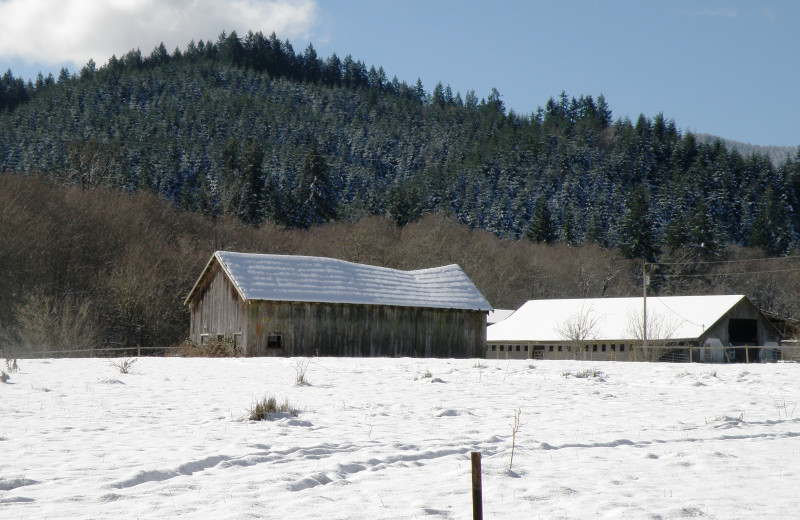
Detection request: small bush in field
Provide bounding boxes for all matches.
[575,367,603,378]
[249,396,298,421]
[1,371,9,383]
[563,367,604,379]
[109,357,137,374]
[5,359,19,373]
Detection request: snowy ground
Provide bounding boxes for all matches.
[1,357,799,519]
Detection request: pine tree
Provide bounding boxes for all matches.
[619,184,657,260]
[240,140,265,224]
[749,184,795,255]
[524,198,556,243]
[295,140,335,227]
[688,197,720,257]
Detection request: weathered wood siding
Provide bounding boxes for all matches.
[188,263,248,345]
[245,300,486,358]
[700,298,780,346]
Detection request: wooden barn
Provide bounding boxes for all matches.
[185,251,492,357]
[487,295,782,362]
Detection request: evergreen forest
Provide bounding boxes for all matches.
[1,31,799,259]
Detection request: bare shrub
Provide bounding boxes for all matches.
[172,338,238,357]
[294,357,313,384]
[13,289,101,356]
[5,359,18,373]
[509,408,521,470]
[109,357,137,374]
[0,371,9,383]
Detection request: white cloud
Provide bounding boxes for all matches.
[0,0,318,67]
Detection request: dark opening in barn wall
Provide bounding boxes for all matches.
[729,319,757,344]
[728,318,758,363]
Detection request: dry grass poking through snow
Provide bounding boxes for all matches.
[248,395,299,420]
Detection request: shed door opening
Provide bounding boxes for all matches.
[728,318,758,363]
[728,319,757,345]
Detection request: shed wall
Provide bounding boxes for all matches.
[245,300,486,358]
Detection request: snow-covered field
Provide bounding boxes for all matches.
[2,357,799,519]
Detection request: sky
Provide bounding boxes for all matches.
[1,0,798,147]
[2,357,799,518]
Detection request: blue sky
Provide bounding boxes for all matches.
[2,0,798,147]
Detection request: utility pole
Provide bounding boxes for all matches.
[642,260,648,361]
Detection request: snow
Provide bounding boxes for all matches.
[487,309,515,325]
[2,357,799,519]
[213,251,492,311]
[488,295,747,343]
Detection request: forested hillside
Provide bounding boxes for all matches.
[2,31,799,260]
[1,175,797,354]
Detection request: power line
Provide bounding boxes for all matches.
[647,255,800,267]
[652,267,800,279]
[652,296,705,328]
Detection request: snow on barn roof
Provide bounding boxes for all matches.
[487,295,747,343]
[487,309,515,325]
[201,251,492,311]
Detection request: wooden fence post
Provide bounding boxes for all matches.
[471,451,483,520]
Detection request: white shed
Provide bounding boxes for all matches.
[487,295,781,362]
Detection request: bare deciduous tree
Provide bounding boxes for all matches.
[555,304,601,359]
[625,307,681,361]
[63,139,120,190]
[13,289,101,355]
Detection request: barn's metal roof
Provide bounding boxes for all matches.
[487,295,748,343]
[202,251,492,311]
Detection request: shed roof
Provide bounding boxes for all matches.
[487,309,515,325]
[487,295,748,343]
[187,251,492,311]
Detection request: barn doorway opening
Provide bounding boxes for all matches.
[729,319,757,344]
[728,319,758,362]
